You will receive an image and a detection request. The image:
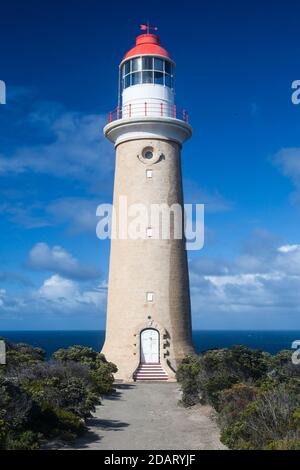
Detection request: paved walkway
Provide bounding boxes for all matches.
[70,382,226,450]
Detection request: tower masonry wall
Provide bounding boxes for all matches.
[101,137,194,382]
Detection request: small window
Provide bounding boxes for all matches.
[124,74,131,88]
[154,58,164,71]
[154,71,164,85]
[146,169,153,178]
[144,150,153,159]
[142,70,153,84]
[142,146,154,160]
[146,227,153,238]
[165,74,172,88]
[132,57,142,72]
[124,61,131,75]
[146,292,154,302]
[132,72,142,85]
[165,61,172,74]
[142,56,153,70]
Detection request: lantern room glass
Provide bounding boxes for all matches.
[122,57,174,90]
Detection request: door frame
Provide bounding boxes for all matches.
[140,328,160,364]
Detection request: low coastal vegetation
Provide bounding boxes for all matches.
[177,346,300,450]
[0,341,117,450]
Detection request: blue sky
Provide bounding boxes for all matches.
[0,0,300,330]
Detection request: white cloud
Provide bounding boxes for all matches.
[37,275,77,300]
[0,275,107,319]
[2,232,300,329]
[28,242,100,280]
[0,102,114,191]
[278,244,299,253]
[0,97,115,232]
[36,274,108,314]
[35,274,107,310]
[190,231,300,327]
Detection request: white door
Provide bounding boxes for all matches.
[140,329,159,364]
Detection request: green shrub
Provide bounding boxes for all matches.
[177,346,270,410]
[177,347,300,450]
[176,355,202,406]
[0,418,7,450]
[29,404,86,440]
[21,369,100,419]
[52,346,117,395]
[53,346,98,367]
[220,381,300,449]
[91,359,118,394]
[266,438,300,450]
[218,383,257,428]
[0,343,117,450]
[53,407,86,438]
[6,431,40,450]
[2,340,46,370]
[0,341,117,449]
[0,377,35,431]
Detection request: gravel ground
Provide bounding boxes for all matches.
[67,382,227,450]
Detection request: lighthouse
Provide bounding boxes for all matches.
[102,28,194,382]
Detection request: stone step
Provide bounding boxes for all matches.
[133,363,168,381]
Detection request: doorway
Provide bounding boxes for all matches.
[140,329,159,364]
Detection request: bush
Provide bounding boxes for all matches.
[0,341,117,449]
[176,355,201,406]
[2,340,46,370]
[177,346,270,410]
[0,377,35,431]
[221,383,300,449]
[218,383,257,428]
[53,346,117,395]
[19,360,101,419]
[6,431,40,450]
[0,376,39,449]
[53,346,98,367]
[32,405,86,442]
[177,346,300,450]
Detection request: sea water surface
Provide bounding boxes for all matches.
[1,330,299,358]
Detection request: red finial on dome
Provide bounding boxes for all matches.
[122,26,172,62]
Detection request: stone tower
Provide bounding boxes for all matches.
[102,30,194,382]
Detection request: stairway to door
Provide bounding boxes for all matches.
[133,363,168,381]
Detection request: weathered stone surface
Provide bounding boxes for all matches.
[102,138,194,381]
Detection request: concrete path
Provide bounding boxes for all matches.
[70,382,226,450]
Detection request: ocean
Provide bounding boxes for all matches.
[1,330,299,358]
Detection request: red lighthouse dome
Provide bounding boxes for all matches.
[123,34,172,62]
